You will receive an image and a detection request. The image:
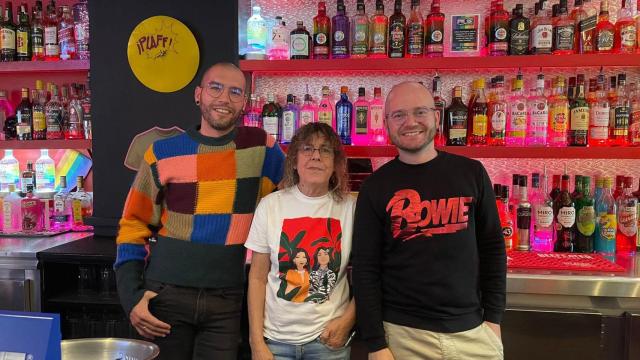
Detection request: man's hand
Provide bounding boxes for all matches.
[484,321,501,339]
[130,290,171,339]
[369,348,395,360]
[250,340,274,360]
[319,315,353,348]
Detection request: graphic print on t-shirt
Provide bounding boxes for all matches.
[386,189,473,242]
[278,217,342,304]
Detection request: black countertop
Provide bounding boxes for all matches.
[37,235,117,263]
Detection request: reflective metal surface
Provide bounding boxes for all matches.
[0,232,92,259]
[61,338,159,360]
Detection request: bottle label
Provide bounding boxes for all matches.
[54,198,66,213]
[426,21,444,53]
[535,205,554,228]
[20,176,33,193]
[472,114,488,136]
[290,34,309,56]
[334,30,345,42]
[630,112,640,144]
[21,199,43,231]
[336,106,351,138]
[577,205,596,236]
[599,213,617,240]
[591,105,610,127]
[351,23,368,55]
[509,20,529,54]
[517,207,532,230]
[318,110,332,126]
[389,22,405,57]
[620,25,636,47]
[618,206,638,237]
[597,30,614,51]
[262,116,279,138]
[314,32,329,55]
[44,26,57,44]
[509,103,527,137]
[16,30,28,55]
[31,28,44,54]
[490,110,506,132]
[299,110,314,126]
[33,111,46,132]
[355,105,368,135]
[529,104,549,136]
[281,111,295,141]
[46,108,63,132]
[590,126,609,140]
[74,23,88,42]
[557,206,576,228]
[370,106,384,131]
[613,107,630,136]
[532,24,553,50]
[370,23,387,54]
[3,201,13,230]
[16,123,32,139]
[332,29,348,56]
[407,23,424,55]
[550,105,568,133]
[72,199,83,223]
[448,113,467,140]
[59,26,73,43]
[570,107,589,130]
[553,25,575,51]
[0,28,16,50]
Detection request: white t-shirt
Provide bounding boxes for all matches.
[245,185,356,345]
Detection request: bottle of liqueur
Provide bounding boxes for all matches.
[388,0,406,58]
[31,87,46,139]
[335,86,353,145]
[369,87,386,145]
[488,0,509,56]
[569,75,589,146]
[469,78,488,146]
[595,177,617,254]
[299,87,317,127]
[243,94,261,128]
[268,16,289,60]
[617,176,638,254]
[15,88,32,141]
[548,77,569,146]
[58,5,75,60]
[484,1,497,55]
[369,0,388,58]
[508,4,529,55]
[595,0,614,53]
[246,5,267,59]
[614,0,637,54]
[425,0,444,57]
[630,82,640,146]
[43,1,59,61]
[552,0,575,55]
[576,176,596,253]
[614,175,626,201]
[634,180,640,250]
[21,184,43,233]
[406,0,424,58]
[589,72,610,145]
[53,175,71,230]
[70,176,92,227]
[1,1,16,61]
[494,185,515,250]
[290,21,311,59]
[432,74,447,146]
[21,161,35,193]
[575,0,597,53]
[572,175,583,201]
[554,174,576,252]
[444,86,467,146]
[313,1,331,60]
[570,0,587,49]
[532,171,555,252]
[317,86,334,128]
[350,0,368,58]
[530,0,553,54]
[331,0,349,59]
[509,174,521,220]
[526,73,549,146]
[507,78,527,146]
[30,2,44,60]
[550,174,562,202]
[281,94,299,144]
[611,73,630,146]
[352,87,370,145]
[516,175,532,251]
[488,76,507,146]
[262,93,281,141]
[45,85,63,139]
[15,4,30,61]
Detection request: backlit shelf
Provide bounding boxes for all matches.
[0,139,92,149]
[0,60,90,74]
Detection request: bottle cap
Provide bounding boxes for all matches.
[518,175,528,187]
[494,184,502,198]
[374,87,382,97]
[624,176,634,188]
[340,86,349,93]
[286,94,294,103]
[358,87,366,97]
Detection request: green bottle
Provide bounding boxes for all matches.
[576,176,596,253]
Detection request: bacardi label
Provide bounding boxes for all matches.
[407,23,424,55]
[16,30,28,56]
[0,28,16,51]
[618,206,638,237]
[557,206,576,228]
[620,25,636,48]
[290,34,309,56]
[597,30,614,51]
[613,106,630,136]
[535,205,554,228]
[262,116,279,138]
[389,23,405,57]
[355,105,368,134]
[281,111,295,141]
[529,103,549,137]
[299,110,314,126]
[532,24,553,51]
[570,107,589,130]
[577,206,596,236]
[472,114,488,136]
[510,103,527,138]
[599,213,616,240]
[553,25,575,51]
[370,106,384,131]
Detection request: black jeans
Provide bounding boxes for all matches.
[145,279,243,360]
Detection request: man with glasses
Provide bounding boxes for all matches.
[115,62,285,360]
[352,81,506,360]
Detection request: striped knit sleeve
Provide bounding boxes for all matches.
[259,135,285,198]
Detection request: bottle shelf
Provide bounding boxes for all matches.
[240,54,640,73]
[0,139,92,149]
[0,60,90,74]
[282,145,640,159]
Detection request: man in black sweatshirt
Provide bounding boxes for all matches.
[352,82,506,360]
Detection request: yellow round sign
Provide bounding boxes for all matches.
[127,16,200,93]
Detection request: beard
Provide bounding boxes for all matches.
[389,124,436,153]
[200,102,239,131]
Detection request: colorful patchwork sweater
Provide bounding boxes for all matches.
[115,125,284,314]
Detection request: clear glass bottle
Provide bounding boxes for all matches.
[548,77,569,147]
[246,5,267,59]
[71,175,92,226]
[299,87,317,127]
[595,176,617,254]
[72,0,89,59]
[317,86,334,128]
[532,171,554,252]
[488,76,507,146]
[2,184,22,232]
[507,78,527,146]
[267,16,289,61]
[352,87,370,145]
[45,85,64,139]
[616,176,638,254]
[611,73,630,146]
[335,86,353,145]
[0,149,20,191]
[58,5,75,60]
[526,73,549,146]
[66,83,84,139]
[368,0,388,58]
[35,148,55,192]
[80,77,91,140]
[589,73,611,145]
[350,0,368,58]
[432,74,447,146]
[53,175,70,230]
[369,87,386,145]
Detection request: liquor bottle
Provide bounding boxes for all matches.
[80,79,91,139]
[369,87,386,145]
[469,78,488,146]
[32,87,46,139]
[594,175,604,205]
[70,176,92,226]
[530,0,553,54]
[432,74,447,146]
[614,175,625,201]
[65,84,83,139]
[280,94,298,144]
[30,2,44,60]
[614,0,637,54]
[299,91,317,127]
[35,149,55,192]
[467,79,478,117]
[15,88,32,141]
[550,174,562,201]
[611,73,630,146]
[261,93,281,141]
[58,5,75,60]
[318,86,334,128]
[575,0,597,53]
[634,180,640,249]
[532,171,555,252]
[554,174,576,252]
[425,0,444,57]
[243,94,261,128]
[331,0,349,59]
[21,184,43,232]
[0,149,19,191]
[290,21,311,60]
[548,77,569,147]
[45,85,63,139]
[3,184,21,232]
[52,175,70,230]
[368,0,388,59]
[590,73,610,145]
[552,0,575,55]
[575,176,595,253]
[507,78,527,146]
[630,82,640,146]
[406,0,424,58]
[571,174,583,201]
[1,1,16,61]
[313,1,330,59]
[72,0,89,60]
[617,177,638,254]
[595,0,614,53]
[487,76,506,146]
[595,176,617,254]
[350,0,368,59]
[567,76,576,102]
[569,75,589,146]
[43,1,59,61]
[484,1,496,55]
[444,86,467,146]
[509,4,529,55]
[388,0,406,58]
[335,86,353,145]
[516,175,532,251]
[509,174,521,221]
[488,0,509,56]
[497,185,516,250]
[15,3,30,61]
[268,16,289,60]
[353,87,370,145]
[246,5,267,59]
[20,161,35,194]
[570,0,587,49]
[527,73,549,146]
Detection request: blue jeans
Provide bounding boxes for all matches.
[265,337,351,360]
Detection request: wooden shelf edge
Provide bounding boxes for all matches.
[0,139,92,149]
[0,60,90,73]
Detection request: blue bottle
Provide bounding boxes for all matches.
[281,94,299,144]
[335,86,353,145]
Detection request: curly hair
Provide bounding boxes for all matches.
[279,123,350,202]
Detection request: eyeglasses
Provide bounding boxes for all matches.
[388,107,437,123]
[204,81,245,102]
[300,145,334,159]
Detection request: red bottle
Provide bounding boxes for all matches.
[313,1,331,59]
[595,0,615,53]
[616,176,638,254]
[425,0,444,57]
[405,0,424,58]
[613,0,637,54]
[488,0,510,56]
[497,185,517,251]
[613,175,625,201]
[43,1,60,61]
